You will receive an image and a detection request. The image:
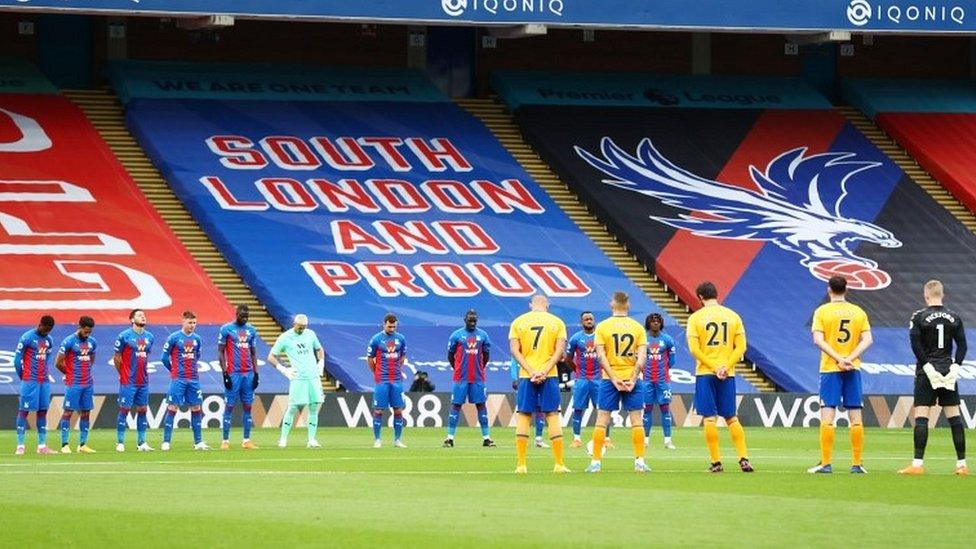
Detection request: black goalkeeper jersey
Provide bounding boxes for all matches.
[909,305,967,373]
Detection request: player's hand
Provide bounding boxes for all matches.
[945,363,961,389]
[531,372,545,384]
[278,366,295,381]
[621,380,635,392]
[715,367,728,380]
[222,373,232,390]
[612,378,627,391]
[511,380,519,391]
[317,360,326,377]
[251,370,260,390]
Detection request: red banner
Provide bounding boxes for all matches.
[0,94,233,325]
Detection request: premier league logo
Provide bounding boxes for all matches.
[576,137,902,290]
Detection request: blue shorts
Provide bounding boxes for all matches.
[451,381,487,405]
[373,381,405,409]
[694,375,737,418]
[572,378,601,410]
[64,385,94,411]
[516,377,560,414]
[225,372,255,407]
[645,381,673,405]
[19,381,51,411]
[819,370,863,409]
[118,384,149,408]
[598,379,646,412]
[167,379,203,407]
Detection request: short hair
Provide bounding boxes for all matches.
[644,313,664,330]
[924,279,944,298]
[182,310,197,320]
[78,316,95,328]
[828,275,847,295]
[236,304,249,313]
[696,281,718,300]
[294,313,309,325]
[580,310,593,318]
[612,292,629,306]
[465,309,477,317]
[39,315,55,328]
[128,308,144,320]
[383,313,398,324]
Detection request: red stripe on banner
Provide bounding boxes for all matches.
[655,110,848,306]
[877,112,976,214]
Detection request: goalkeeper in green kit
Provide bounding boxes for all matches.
[268,314,326,448]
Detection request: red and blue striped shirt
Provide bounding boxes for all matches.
[218,322,257,374]
[367,331,406,384]
[644,333,677,383]
[114,328,155,387]
[59,333,97,387]
[448,327,490,383]
[15,329,54,383]
[566,330,600,381]
[162,331,202,381]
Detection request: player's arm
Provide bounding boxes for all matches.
[160,337,173,372]
[845,330,873,362]
[953,318,967,365]
[112,337,123,371]
[595,341,625,390]
[447,337,458,369]
[686,327,716,370]
[12,337,25,378]
[54,350,66,375]
[630,339,647,384]
[399,339,407,367]
[538,337,566,378]
[250,337,258,373]
[813,331,846,364]
[668,338,677,368]
[509,338,535,378]
[482,336,490,366]
[909,312,926,364]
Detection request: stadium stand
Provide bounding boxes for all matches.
[0,61,284,396]
[108,61,756,393]
[501,70,976,395]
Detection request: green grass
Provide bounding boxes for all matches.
[1,426,972,548]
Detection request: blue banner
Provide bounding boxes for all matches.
[843,78,976,118]
[0,325,285,395]
[123,98,759,393]
[107,61,447,106]
[1,1,974,32]
[493,71,833,110]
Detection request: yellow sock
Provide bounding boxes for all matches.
[704,418,720,463]
[592,425,607,461]
[516,414,531,468]
[728,417,748,460]
[632,426,645,459]
[819,424,835,466]
[850,424,864,466]
[546,414,564,466]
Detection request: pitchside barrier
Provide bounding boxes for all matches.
[3,393,974,430]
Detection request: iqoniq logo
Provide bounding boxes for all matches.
[846,0,966,27]
[441,0,564,18]
[848,0,872,25]
[576,138,903,290]
[442,0,466,17]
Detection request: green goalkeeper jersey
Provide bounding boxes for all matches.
[271,328,323,380]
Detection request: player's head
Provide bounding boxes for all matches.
[529,294,549,312]
[129,308,147,328]
[383,313,398,334]
[695,281,718,303]
[235,304,250,325]
[181,310,197,333]
[827,275,847,297]
[464,309,478,330]
[923,279,944,305]
[645,312,664,333]
[609,291,629,314]
[293,313,309,334]
[37,315,55,337]
[78,315,95,338]
[580,311,595,331]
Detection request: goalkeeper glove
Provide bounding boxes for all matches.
[223,372,232,390]
[277,365,295,380]
[251,369,260,390]
[943,363,961,390]
[923,363,949,390]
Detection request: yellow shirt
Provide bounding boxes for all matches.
[812,301,871,373]
[595,315,647,379]
[687,304,746,376]
[508,310,567,378]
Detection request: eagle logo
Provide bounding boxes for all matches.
[576,137,902,290]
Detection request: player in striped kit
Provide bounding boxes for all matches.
[14,315,56,455]
[113,309,155,452]
[367,313,408,448]
[56,317,97,453]
[443,309,495,448]
[566,312,612,448]
[643,313,677,450]
[218,305,260,450]
[160,311,209,451]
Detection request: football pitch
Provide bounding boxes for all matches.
[1,427,972,548]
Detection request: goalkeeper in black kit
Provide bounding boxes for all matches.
[899,280,968,476]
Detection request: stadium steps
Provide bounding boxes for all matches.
[839,106,976,232]
[62,89,335,391]
[456,97,778,393]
